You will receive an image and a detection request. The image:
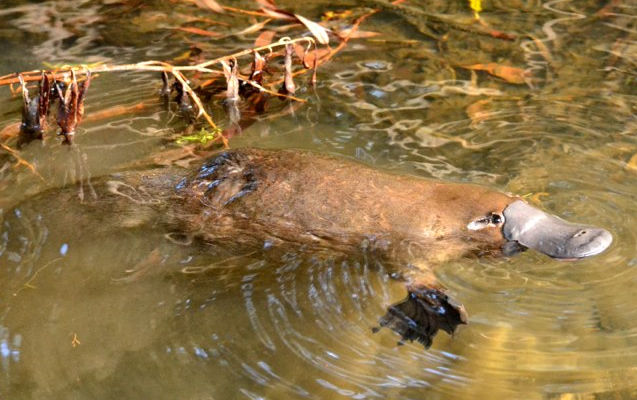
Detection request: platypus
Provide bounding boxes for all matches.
[0,148,613,347]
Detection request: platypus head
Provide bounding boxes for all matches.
[468,199,612,259]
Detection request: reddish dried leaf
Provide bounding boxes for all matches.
[463,63,528,84]
[294,13,329,45]
[254,30,275,47]
[270,23,302,33]
[250,51,267,84]
[174,26,223,37]
[237,19,271,35]
[172,46,204,62]
[194,0,224,13]
[487,29,516,40]
[293,44,305,65]
[199,77,220,88]
[221,59,239,101]
[38,73,50,126]
[56,70,90,143]
[76,71,91,125]
[261,7,295,20]
[254,0,276,9]
[281,44,295,95]
[83,102,147,123]
[292,43,312,68]
[293,45,330,67]
[475,18,517,40]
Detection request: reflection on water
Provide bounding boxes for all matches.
[1,0,636,399]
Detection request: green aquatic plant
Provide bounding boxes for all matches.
[176,127,223,145]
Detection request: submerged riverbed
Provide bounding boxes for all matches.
[0,0,636,399]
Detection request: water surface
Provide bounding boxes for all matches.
[0,0,636,399]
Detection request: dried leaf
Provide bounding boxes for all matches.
[487,29,516,40]
[18,74,42,142]
[18,75,30,110]
[335,27,380,39]
[254,30,275,47]
[254,0,276,9]
[236,18,272,35]
[76,70,91,125]
[280,44,295,95]
[83,102,147,123]
[55,70,90,144]
[38,73,50,125]
[293,43,312,69]
[172,46,203,62]
[171,80,192,112]
[225,98,241,127]
[221,59,240,101]
[194,0,224,13]
[463,63,528,84]
[270,23,302,33]
[295,13,329,45]
[293,45,330,67]
[174,13,230,26]
[261,7,295,20]
[173,26,223,37]
[311,50,318,87]
[250,51,267,84]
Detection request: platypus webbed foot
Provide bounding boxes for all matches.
[375,288,467,349]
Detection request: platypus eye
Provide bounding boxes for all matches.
[491,213,503,225]
[467,212,505,231]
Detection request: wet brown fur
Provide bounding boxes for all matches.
[171,148,516,264]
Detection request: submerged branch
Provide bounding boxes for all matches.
[1,143,45,181]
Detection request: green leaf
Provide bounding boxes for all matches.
[176,127,222,144]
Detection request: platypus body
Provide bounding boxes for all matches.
[172,148,611,261]
[175,149,512,261]
[1,148,613,347]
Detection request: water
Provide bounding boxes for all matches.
[0,0,636,398]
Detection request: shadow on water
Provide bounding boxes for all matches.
[0,0,636,398]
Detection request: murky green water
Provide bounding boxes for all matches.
[0,0,636,399]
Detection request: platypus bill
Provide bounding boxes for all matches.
[1,148,613,348]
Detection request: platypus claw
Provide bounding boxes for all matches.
[376,288,467,349]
